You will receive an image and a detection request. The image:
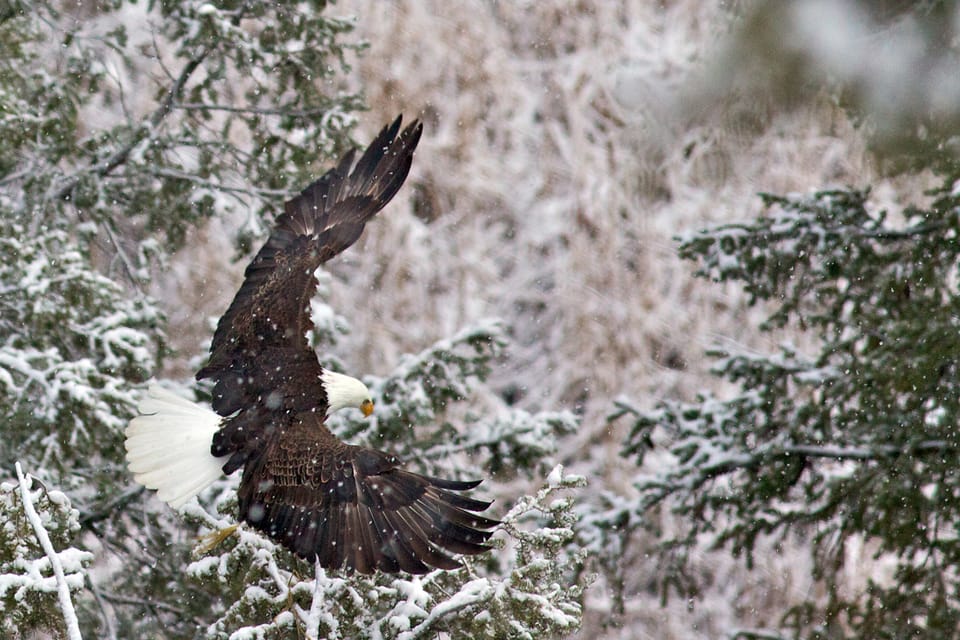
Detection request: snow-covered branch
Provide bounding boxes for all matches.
[0,465,92,638]
[15,463,83,640]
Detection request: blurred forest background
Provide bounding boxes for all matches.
[3,1,960,638]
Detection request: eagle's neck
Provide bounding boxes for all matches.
[321,370,372,415]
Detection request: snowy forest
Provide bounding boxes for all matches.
[3,1,960,638]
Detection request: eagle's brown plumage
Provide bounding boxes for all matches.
[194,116,497,573]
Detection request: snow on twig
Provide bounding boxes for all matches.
[304,558,325,640]
[14,462,83,640]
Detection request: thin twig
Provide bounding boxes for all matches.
[85,573,118,640]
[101,220,144,292]
[79,485,146,528]
[173,101,330,118]
[0,167,32,186]
[148,167,289,199]
[99,590,204,623]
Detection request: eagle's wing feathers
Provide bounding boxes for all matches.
[197,117,422,417]
[237,413,496,574]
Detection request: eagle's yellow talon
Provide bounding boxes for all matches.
[195,523,239,555]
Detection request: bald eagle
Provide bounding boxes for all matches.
[125,117,496,574]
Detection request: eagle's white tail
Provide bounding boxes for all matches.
[125,383,228,509]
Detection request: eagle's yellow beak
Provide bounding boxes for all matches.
[360,399,374,417]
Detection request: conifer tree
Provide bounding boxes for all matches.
[0,2,586,637]
[587,4,960,636]
[609,174,960,638]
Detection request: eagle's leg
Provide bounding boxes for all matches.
[195,523,239,555]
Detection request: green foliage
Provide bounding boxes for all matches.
[609,177,960,638]
[369,319,511,440]
[138,0,365,248]
[0,220,158,488]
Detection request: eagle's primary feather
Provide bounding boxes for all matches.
[126,117,497,574]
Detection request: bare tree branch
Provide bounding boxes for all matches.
[51,47,210,203]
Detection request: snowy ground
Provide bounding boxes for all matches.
[156,2,928,637]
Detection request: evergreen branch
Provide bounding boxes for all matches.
[784,441,951,460]
[638,439,956,510]
[305,562,325,640]
[694,218,948,244]
[857,222,947,240]
[398,585,490,640]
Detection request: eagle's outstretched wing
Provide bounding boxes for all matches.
[183,117,495,573]
[197,117,423,418]
[238,412,497,574]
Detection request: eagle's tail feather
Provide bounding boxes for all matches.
[125,383,227,509]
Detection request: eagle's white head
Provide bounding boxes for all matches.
[321,370,374,417]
